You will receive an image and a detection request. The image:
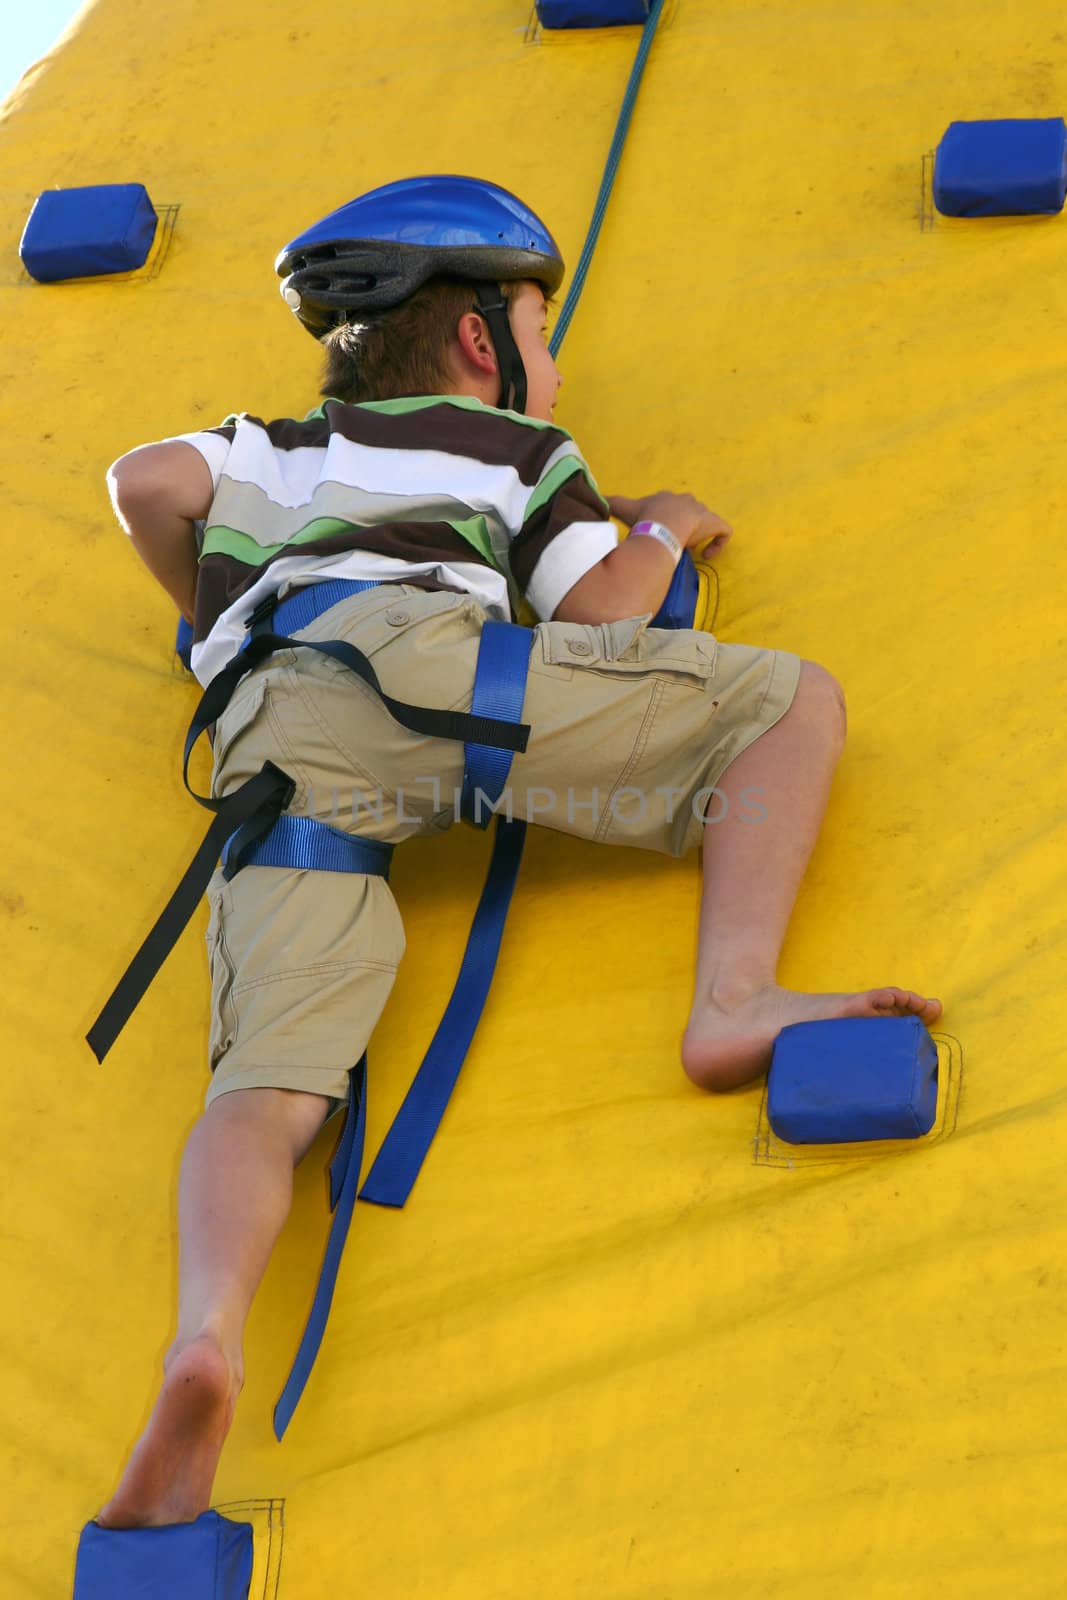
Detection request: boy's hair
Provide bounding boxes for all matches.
[319,277,534,404]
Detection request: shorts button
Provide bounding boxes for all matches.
[567,639,593,656]
[385,607,411,626]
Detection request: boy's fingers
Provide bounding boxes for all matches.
[692,522,733,557]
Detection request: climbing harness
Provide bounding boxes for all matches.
[89,573,535,1436]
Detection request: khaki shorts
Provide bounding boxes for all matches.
[203,583,802,1114]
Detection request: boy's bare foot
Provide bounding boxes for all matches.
[682,984,942,1092]
[94,1333,240,1529]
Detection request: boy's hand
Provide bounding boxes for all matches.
[556,489,731,624]
[607,492,733,557]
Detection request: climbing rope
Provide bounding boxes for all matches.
[549,0,667,357]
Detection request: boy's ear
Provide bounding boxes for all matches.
[455,311,498,375]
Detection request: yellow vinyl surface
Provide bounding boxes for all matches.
[2,2,1066,1595]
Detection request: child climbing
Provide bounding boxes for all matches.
[95,175,941,1529]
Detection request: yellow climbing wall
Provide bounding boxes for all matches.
[2,0,1066,1594]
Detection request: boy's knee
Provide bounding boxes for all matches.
[797,659,847,735]
[208,1085,333,1164]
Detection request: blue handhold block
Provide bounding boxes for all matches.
[767,1015,938,1144]
[176,615,194,670]
[20,183,158,283]
[933,119,1067,217]
[651,549,699,630]
[537,0,650,27]
[73,1511,253,1598]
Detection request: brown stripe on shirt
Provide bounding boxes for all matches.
[322,399,570,486]
[226,415,331,451]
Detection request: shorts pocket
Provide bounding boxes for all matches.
[209,675,270,797]
[205,879,239,1069]
[538,613,717,686]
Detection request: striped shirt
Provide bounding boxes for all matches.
[163,393,620,685]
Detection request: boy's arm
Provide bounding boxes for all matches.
[107,442,216,624]
[551,491,732,624]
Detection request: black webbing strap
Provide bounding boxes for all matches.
[182,629,531,796]
[87,627,533,1066]
[472,281,527,415]
[86,761,295,1064]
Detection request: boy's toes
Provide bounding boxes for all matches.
[870,988,941,1021]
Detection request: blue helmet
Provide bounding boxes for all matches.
[275,175,565,413]
[275,175,565,335]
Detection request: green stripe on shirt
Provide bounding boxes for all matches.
[201,518,366,565]
[444,514,499,567]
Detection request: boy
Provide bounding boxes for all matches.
[96,175,940,1529]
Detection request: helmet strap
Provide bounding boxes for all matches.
[471,282,528,415]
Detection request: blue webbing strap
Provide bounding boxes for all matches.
[221,813,393,878]
[460,619,535,829]
[358,621,532,1209]
[357,816,527,1211]
[245,575,380,642]
[272,1054,369,1441]
[270,621,532,1438]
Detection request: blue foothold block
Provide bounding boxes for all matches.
[933,118,1067,217]
[767,1015,938,1145]
[73,1511,254,1598]
[537,0,650,27]
[175,615,194,671]
[19,183,158,283]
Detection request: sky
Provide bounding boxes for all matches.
[1,0,89,104]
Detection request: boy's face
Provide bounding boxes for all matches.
[508,281,563,423]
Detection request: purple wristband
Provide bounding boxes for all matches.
[630,519,682,567]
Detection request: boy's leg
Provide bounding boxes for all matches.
[481,621,942,1089]
[95,1087,330,1529]
[682,661,942,1091]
